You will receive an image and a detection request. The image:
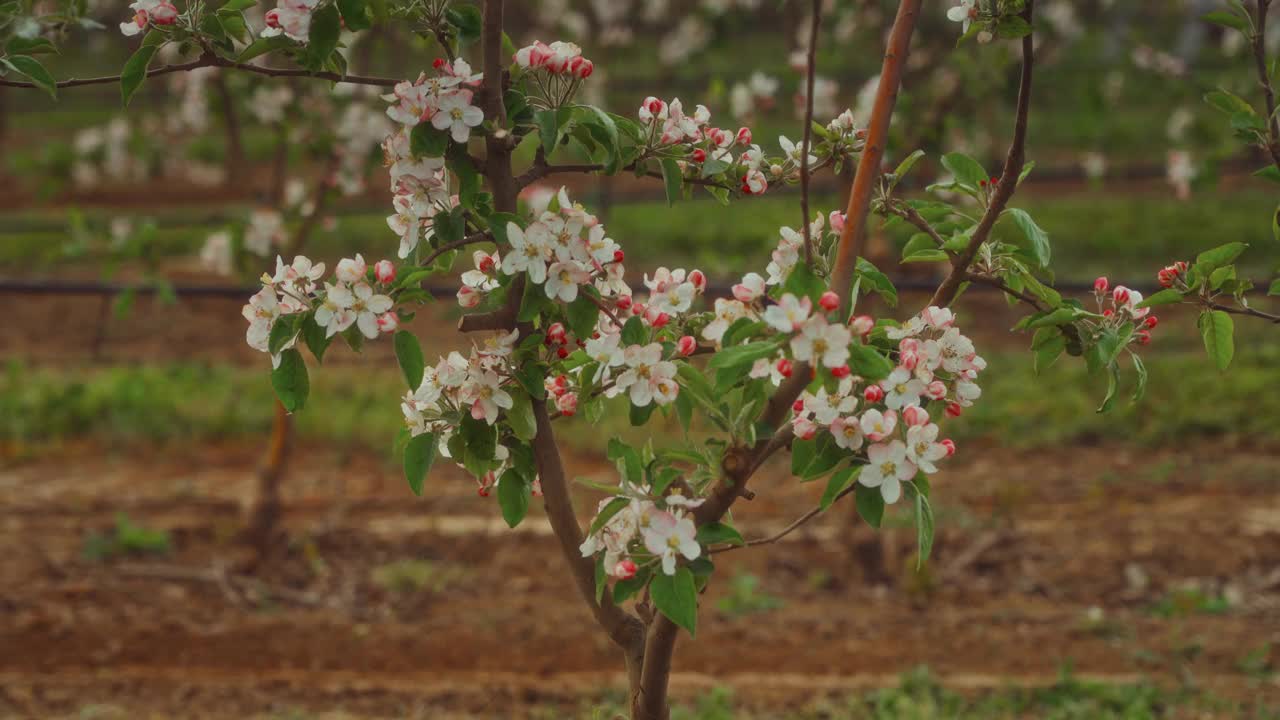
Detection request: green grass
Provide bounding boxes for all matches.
[565,666,1269,720]
[5,189,1279,284]
[3,332,1278,458]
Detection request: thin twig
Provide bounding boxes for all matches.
[798,0,822,266]
[1206,299,1280,323]
[965,271,1046,311]
[710,485,857,555]
[891,201,948,247]
[0,53,401,90]
[418,231,494,270]
[1252,0,1280,169]
[930,0,1035,308]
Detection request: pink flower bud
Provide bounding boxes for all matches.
[1135,330,1152,345]
[556,392,578,416]
[478,254,496,273]
[376,312,399,334]
[793,417,818,440]
[374,259,396,284]
[575,59,594,79]
[691,148,707,163]
[1144,315,1158,329]
[478,486,490,497]
[926,380,947,401]
[902,406,930,428]
[1157,269,1175,288]
[677,336,697,356]
[651,312,670,329]
[830,364,851,379]
[1102,308,1114,318]
[531,479,543,497]
[776,358,793,378]
[792,399,805,413]
[689,269,707,292]
[647,98,665,116]
[613,559,637,580]
[864,385,885,403]
[736,127,752,145]
[941,438,956,457]
[1113,287,1131,305]
[631,302,645,316]
[945,402,963,418]
[457,285,481,308]
[616,295,633,311]
[547,322,567,344]
[613,250,625,263]
[828,211,846,233]
[849,315,874,336]
[556,346,569,359]
[264,9,281,27]
[150,1,178,25]
[819,291,840,312]
[1094,276,1108,293]
[900,351,919,371]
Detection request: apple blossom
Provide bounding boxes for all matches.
[860,440,916,504]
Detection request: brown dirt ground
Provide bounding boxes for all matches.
[1,435,1279,718]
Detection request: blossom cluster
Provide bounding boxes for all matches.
[785,305,979,504]
[383,60,485,142]
[579,486,706,578]
[261,0,319,43]
[635,97,763,191]
[383,132,451,260]
[119,0,178,36]
[514,40,594,78]
[1093,277,1158,345]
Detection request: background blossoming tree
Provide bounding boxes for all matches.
[3,0,1279,718]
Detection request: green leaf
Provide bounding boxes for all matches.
[1205,88,1255,116]
[612,568,651,604]
[1195,242,1248,270]
[336,0,370,30]
[303,4,341,70]
[660,158,682,206]
[1032,328,1066,375]
[460,416,497,479]
[237,35,291,62]
[1027,307,1081,329]
[3,55,56,99]
[588,496,630,536]
[1131,353,1148,404]
[650,567,697,636]
[820,466,859,511]
[855,482,885,528]
[393,331,426,389]
[941,152,988,191]
[410,122,450,157]
[5,36,57,55]
[579,105,621,174]
[608,438,644,486]
[848,343,893,381]
[913,489,934,570]
[535,108,560,154]
[270,349,310,412]
[901,233,947,263]
[301,314,332,362]
[498,471,531,528]
[856,258,897,307]
[1096,324,1134,368]
[1096,361,1120,414]
[695,522,744,547]
[1202,11,1250,33]
[1198,310,1235,370]
[506,389,538,441]
[708,340,779,372]
[566,293,599,339]
[120,35,162,106]
[445,3,483,45]
[1269,278,1280,296]
[268,315,300,355]
[783,261,826,302]
[1005,208,1051,268]
[892,150,925,183]
[1254,165,1280,183]
[1136,288,1184,308]
[621,315,647,345]
[220,0,258,10]
[403,432,437,495]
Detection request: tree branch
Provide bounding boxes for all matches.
[930,0,1036,308]
[708,483,856,555]
[0,53,401,90]
[828,0,923,309]
[798,0,822,266]
[1207,299,1280,323]
[890,201,947,247]
[1252,0,1280,169]
[634,616,680,720]
[965,271,1046,312]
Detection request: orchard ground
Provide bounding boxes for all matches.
[2,282,1279,718]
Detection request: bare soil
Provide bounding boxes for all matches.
[1,436,1279,718]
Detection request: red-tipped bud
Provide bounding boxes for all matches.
[1113,287,1131,305]
[478,254,496,273]
[945,402,963,418]
[1094,276,1109,293]
[616,295,633,311]
[151,1,178,24]
[849,315,875,337]
[374,259,396,284]
[691,148,707,164]
[689,269,707,292]
[926,380,947,401]
[264,9,281,27]
[830,364,851,379]
[433,57,447,69]
[776,358,793,377]
[819,291,840,312]
[651,313,670,328]
[941,438,956,456]
[547,322,568,344]
[1144,315,1158,329]
[556,346,569,359]
[613,250,625,263]
[613,559,637,580]
[478,487,491,497]
[903,405,930,428]
[556,392,578,416]
[676,336,697,356]
[1135,330,1152,345]
[736,127,752,145]
[864,385,885,403]
[792,399,805,413]
[1102,309,1114,318]
[575,59,594,79]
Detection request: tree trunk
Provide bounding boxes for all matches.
[243,399,291,564]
